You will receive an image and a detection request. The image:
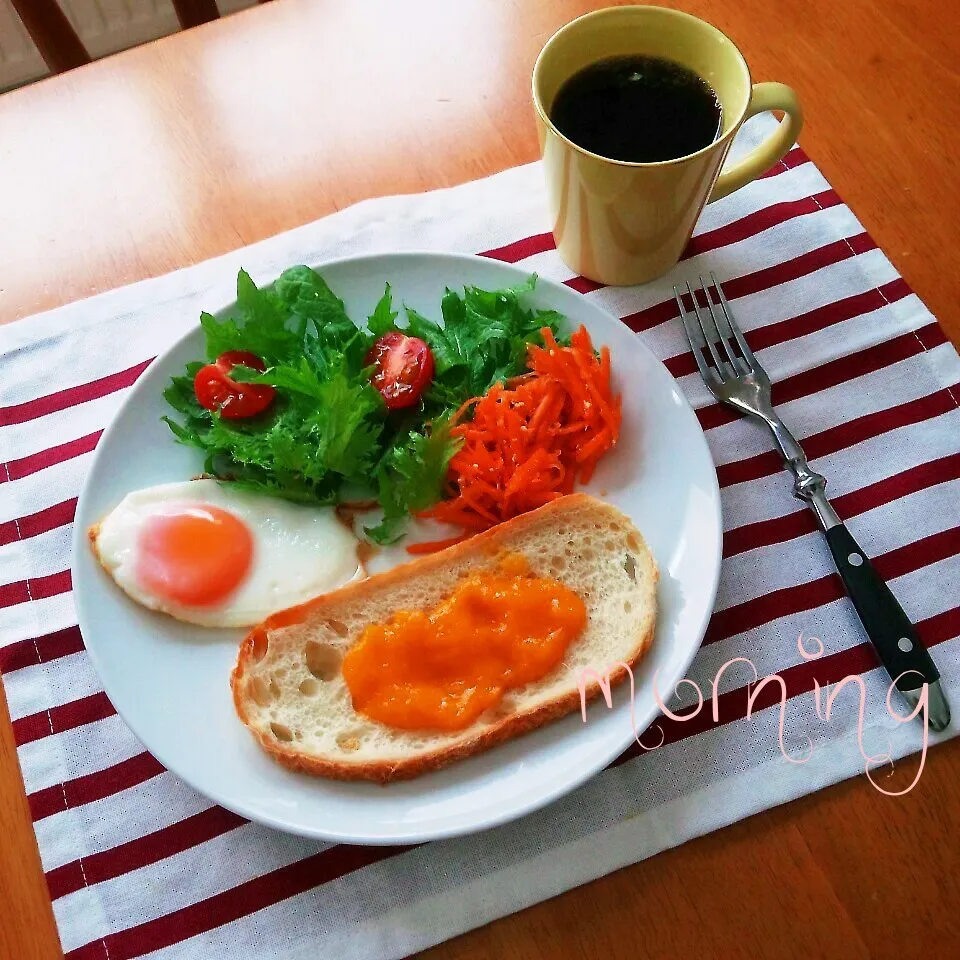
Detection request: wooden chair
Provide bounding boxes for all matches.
[171,0,222,31]
[10,0,255,77]
[9,0,89,74]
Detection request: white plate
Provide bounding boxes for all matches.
[72,252,721,845]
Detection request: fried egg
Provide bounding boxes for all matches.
[91,480,362,627]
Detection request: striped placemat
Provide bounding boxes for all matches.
[1,115,958,959]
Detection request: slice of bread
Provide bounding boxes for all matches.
[231,493,658,782]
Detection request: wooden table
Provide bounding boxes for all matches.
[2,1,958,957]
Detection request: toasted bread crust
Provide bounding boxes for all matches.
[231,494,657,782]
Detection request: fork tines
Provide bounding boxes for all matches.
[674,273,757,381]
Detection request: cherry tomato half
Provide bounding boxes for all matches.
[365,333,435,410]
[194,350,276,419]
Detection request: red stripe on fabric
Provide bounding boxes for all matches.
[0,626,85,675]
[698,321,948,433]
[624,233,878,334]
[705,525,960,647]
[664,278,912,379]
[564,275,604,294]
[0,358,152,428]
[67,942,121,959]
[717,382,959,488]
[614,604,960,766]
[760,145,810,176]
[13,692,115,747]
[0,519,21,546]
[914,605,960,646]
[479,232,556,263]
[10,712,50,746]
[0,581,29,607]
[46,806,248,901]
[845,234,876,255]
[915,324,951,351]
[29,752,165,822]
[683,189,841,261]
[66,843,419,960]
[0,498,78,547]
[15,687,122,745]
[0,431,101,483]
[0,569,72,610]
[725,453,960,558]
[68,945,122,960]
[33,570,74,599]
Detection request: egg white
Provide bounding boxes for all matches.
[93,479,362,627]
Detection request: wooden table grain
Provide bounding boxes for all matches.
[1,1,958,958]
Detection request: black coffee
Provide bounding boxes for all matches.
[549,55,722,163]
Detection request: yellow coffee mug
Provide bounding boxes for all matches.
[532,6,803,286]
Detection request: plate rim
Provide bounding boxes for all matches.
[71,249,723,844]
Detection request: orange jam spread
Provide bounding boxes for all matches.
[341,555,587,732]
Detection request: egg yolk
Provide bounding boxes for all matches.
[342,555,587,732]
[136,505,253,607]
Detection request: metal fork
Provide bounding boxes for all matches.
[676,273,950,731]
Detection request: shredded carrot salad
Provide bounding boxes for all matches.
[417,325,621,536]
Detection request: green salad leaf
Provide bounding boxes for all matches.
[197,269,303,364]
[163,266,566,539]
[366,283,400,337]
[365,414,461,544]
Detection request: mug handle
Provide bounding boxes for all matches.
[709,82,804,202]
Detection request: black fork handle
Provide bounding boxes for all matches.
[775,435,949,731]
[824,524,939,692]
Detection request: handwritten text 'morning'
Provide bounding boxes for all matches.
[577,634,930,796]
